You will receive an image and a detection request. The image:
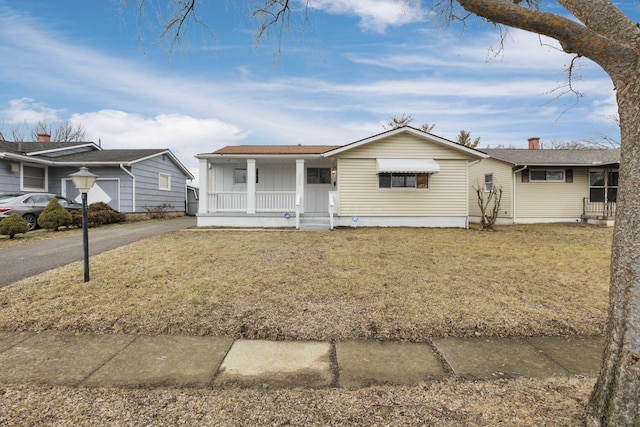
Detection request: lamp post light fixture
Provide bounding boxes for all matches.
[69,166,97,282]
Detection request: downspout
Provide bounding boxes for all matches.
[467,159,482,229]
[512,165,528,224]
[120,163,136,212]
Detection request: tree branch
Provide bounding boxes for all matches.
[455,0,638,78]
[557,0,640,48]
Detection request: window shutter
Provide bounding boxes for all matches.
[565,169,573,183]
[521,169,529,183]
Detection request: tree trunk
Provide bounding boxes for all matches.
[587,73,640,426]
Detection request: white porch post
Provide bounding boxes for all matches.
[198,158,209,213]
[296,159,305,214]
[247,159,256,214]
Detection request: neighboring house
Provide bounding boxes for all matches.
[186,185,199,216]
[0,134,194,214]
[196,126,488,229]
[469,137,620,225]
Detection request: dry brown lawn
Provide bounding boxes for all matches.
[0,377,594,426]
[0,223,611,341]
[0,223,613,425]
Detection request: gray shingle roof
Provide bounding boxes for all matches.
[53,149,168,163]
[0,140,93,154]
[481,148,620,166]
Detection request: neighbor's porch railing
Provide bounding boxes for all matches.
[583,198,616,218]
[208,191,295,212]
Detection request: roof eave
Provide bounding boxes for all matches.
[26,142,101,156]
[322,126,489,158]
[0,152,53,164]
[196,153,327,160]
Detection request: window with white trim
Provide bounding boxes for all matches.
[234,168,259,184]
[22,164,46,191]
[307,168,331,184]
[530,169,565,182]
[379,173,429,189]
[484,173,494,192]
[159,173,171,191]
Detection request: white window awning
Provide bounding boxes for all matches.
[376,158,440,174]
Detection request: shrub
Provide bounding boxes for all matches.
[0,213,30,239]
[38,198,72,231]
[143,203,174,219]
[72,202,126,227]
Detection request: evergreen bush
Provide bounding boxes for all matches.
[72,202,126,227]
[38,198,72,231]
[0,213,30,239]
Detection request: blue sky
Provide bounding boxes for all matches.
[0,0,629,180]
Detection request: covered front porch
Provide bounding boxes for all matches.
[581,167,618,225]
[196,146,338,228]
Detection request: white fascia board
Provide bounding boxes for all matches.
[196,153,325,160]
[323,126,489,158]
[27,143,101,156]
[0,152,53,164]
[128,150,195,179]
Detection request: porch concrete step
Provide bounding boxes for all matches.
[299,213,331,230]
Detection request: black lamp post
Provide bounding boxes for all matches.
[70,166,97,282]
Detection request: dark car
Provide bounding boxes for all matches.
[0,193,82,231]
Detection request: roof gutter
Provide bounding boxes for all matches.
[120,163,136,213]
[512,166,528,224]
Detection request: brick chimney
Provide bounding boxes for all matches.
[37,133,51,142]
[528,137,540,150]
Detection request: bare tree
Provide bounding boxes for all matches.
[457,129,480,148]
[383,114,436,132]
[419,122,436,133]
[546,138,619,150]
[473,181,502,231]
[32,119,87,142]
[383,113,414,130]
[0,118,87,142]
[125,2,640,424]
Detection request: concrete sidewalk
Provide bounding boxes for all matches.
[0,331,603,389]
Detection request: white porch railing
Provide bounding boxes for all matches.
[256,191,296,212]
[208,192,247,212]
[208,191,296,213]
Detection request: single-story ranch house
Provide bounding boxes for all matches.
[469,137,620,225]
[196,126,489,229]
[0,134,194,214]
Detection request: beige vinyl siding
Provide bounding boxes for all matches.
[337,158,469,216]
[468,159,514,219]
[338,133,473,160]
[515,168,589,218]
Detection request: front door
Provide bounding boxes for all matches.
[304,166,333,212]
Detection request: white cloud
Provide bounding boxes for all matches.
[70,110,248,170]
[307,0,426,32]
[0,2,621,162]
[1,98,63,123]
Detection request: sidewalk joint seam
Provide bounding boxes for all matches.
[206,337,235,388]
[428,340,455,377]
[0,332,36,354]
[78,334,139,387]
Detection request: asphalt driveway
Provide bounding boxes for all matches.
[0,216,196,288]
